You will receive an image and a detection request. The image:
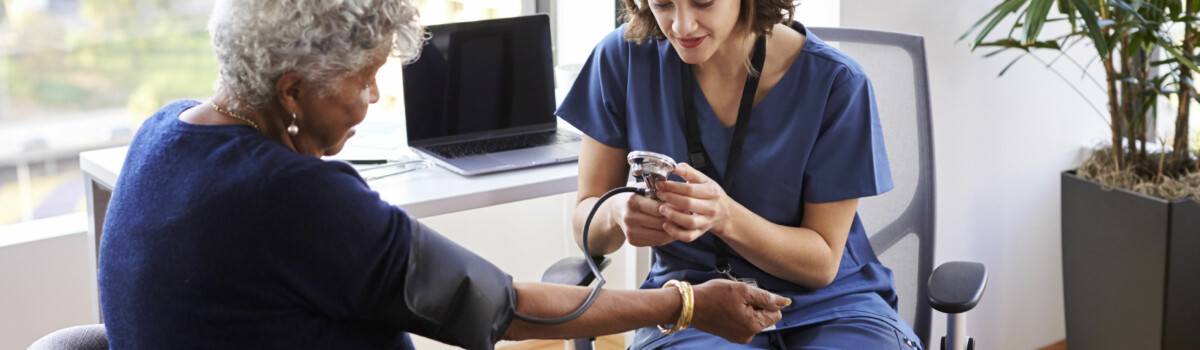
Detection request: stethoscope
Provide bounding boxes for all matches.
[513,151,676,324]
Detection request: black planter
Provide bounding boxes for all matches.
[1061,171,1200,350]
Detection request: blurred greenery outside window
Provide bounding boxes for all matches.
[0,0,522,228]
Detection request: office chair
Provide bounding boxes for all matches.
[541,27,987,350]
[28,324,108,350]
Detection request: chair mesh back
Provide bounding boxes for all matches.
[808,27,936,345]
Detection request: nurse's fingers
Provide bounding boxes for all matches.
[657,201,709,230]
[671,163,717,187]
[655,190,715,217]
[622,191,665,217]
[624,227,675,247]
[623,210,667,229]
[655,178,719,200]
[662,221,705,242]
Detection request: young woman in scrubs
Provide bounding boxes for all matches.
[556,0,924,348]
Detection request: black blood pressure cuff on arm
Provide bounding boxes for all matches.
[400,220,516,350]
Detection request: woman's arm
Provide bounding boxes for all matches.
[502,279,788,344]
[572,137,676,255]
[719,199,857,288]
[655,163,858,289]
[572,137,630,255]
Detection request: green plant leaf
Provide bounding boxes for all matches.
[1083,55,1100,74]
[1058,0,1076,14]
[1070,0,1113,58]
[1010,7,1031,38]
[960,0,1027,43]
[1112,0,1151,23]
[969,0,1031,49]
[1059,0,1080,32]
[1026,0,1057,44]
[1128,34,1147,56]
[979,38,1065,51]
[1152,58,1179,65]
[1138,97,1156,120]
[1141,0,1169,20]
[1027,53,1111,120]
[1033,40,1065,49]
[1048,30,1086,42]
[984,47,1013,58]
[1129,0,1169,19]
[999,54,1028,76]
[960,3,1006,42]
[978,38,1033,49]
[1156,34,1200,72]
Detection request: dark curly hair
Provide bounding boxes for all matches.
[620,0,797,44]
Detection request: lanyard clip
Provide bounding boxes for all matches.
[718,266,736,281]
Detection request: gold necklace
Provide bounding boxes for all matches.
[209,101,261,131]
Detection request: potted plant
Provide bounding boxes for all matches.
[962,1,1199,349]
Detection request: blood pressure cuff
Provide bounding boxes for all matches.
[400,220,516,349]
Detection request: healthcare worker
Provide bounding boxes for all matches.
[557,0,923,348]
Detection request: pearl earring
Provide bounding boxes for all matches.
[287,113,299,135]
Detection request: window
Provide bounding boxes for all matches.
[0,0,526,230]
[2,0,217,226]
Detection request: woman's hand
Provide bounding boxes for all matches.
[654,163,737,241]
[690,279,789,344]
[611,185,676,247]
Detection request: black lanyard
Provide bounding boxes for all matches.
[679,35,767,278]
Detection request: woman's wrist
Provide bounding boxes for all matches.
[606,193,635,233]
[658,280,694,334]
[712,197,746,240]
[582,194,626,255]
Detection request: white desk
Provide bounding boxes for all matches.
[79,146,579,323]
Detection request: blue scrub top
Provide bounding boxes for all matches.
[557,22,901,330]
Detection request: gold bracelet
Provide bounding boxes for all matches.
[658,280,694,335]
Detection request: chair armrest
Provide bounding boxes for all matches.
[540,256,612,286]
[927,261,987,314]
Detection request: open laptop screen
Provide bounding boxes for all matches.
[402,14,556,145]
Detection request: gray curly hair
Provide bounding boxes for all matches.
[208,0,424,110]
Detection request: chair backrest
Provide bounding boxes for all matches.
[807,27,936,345]
[28,324,109,350]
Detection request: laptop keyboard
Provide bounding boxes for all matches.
[424,131,581,159]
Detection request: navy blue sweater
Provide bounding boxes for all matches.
[100,101,426,348]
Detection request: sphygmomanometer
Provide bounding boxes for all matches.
[401,151,677,347]
[512,150,677,324]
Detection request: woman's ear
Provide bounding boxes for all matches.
[275,71,305,115]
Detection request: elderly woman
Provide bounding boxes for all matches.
[97,0,788,349]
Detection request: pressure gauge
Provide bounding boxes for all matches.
[627,151,676,200]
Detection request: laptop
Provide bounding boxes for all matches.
[402,14,581,176]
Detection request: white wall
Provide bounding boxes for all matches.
[840,2,1111,349]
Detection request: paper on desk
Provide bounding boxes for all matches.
[324,118,422,163]
[325,146,422,163]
